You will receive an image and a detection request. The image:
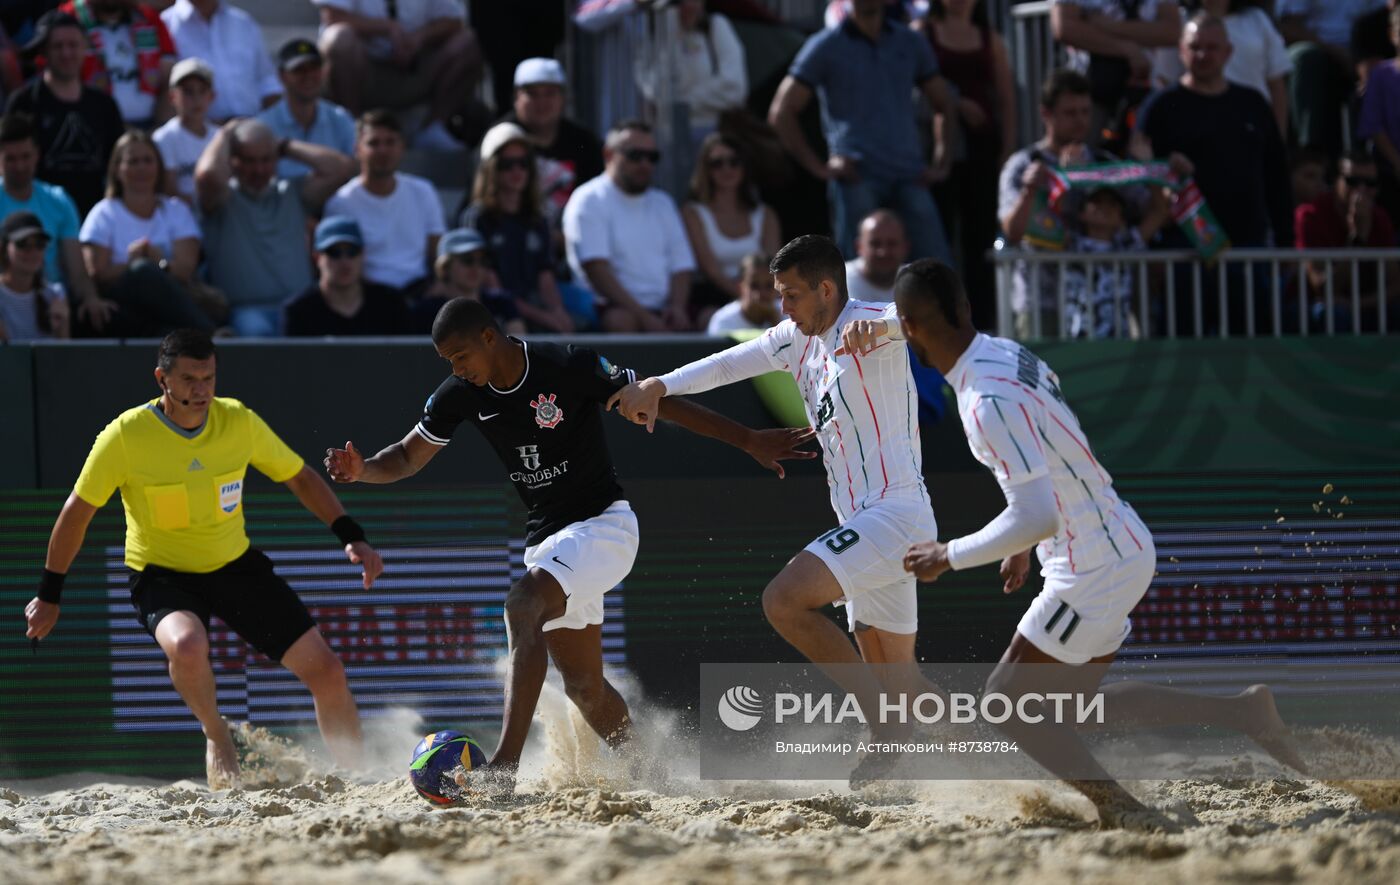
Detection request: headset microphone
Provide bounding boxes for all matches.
[162,382,190,407]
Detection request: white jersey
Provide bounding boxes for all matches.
[657,299,929,522]
[948,333,1150,577]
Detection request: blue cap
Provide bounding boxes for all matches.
[440,228,487,256]
[314,215,362,251]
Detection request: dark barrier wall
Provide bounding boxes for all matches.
[1,336,1396,778]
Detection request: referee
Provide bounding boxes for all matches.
[24,330,384,789]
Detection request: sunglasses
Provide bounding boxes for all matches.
[496,156,531,172]
[12,237,48,251]
[707,155,742,170]
[454,253,487,267]
[622,148,661,164]
[1344,175,1380,189]
[323,245,362,259]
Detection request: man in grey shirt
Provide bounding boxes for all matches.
[195,119,356,336]
[998,69,1149,337]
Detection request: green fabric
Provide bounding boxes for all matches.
[730,329,808,428]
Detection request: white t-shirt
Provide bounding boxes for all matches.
[313,0,464,58]
[946,332,1150,578]
[79,195,202,259]
[659,299,930,522]
[706,298,781,335]
[1154,7,1291,101]
[325,174,446,288]
[0,280,65,342]
[161,1,282,121]
[844,257,894,303]
[688,203,765,282]
[563,175,697,310]
[153,117,215,202]
[635,12,748,129]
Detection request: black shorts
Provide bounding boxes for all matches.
[128,548,317,662]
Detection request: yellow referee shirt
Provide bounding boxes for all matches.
[73,397,305,573]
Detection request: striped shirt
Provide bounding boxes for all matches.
[948,333,1149,577]
[657,299,929,522]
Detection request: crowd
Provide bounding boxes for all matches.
[0,0,1396,344]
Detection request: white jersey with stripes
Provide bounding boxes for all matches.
[947,333,1150,577]
[656,299,929,522]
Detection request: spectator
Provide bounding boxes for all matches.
[422,227,526,334]
[1050,0,1182,145]
[59,0,175,127]
[768,0,957,262]
[79,130,212,334]
[845,209,909,302]
[1062,183,1173,338]
[468,0,564,115]
[1136,13,1292,249]
[152,56,214,203]
[1290,146,1329,209]
[706,251,780,335]
[504,57,604,224]
[1159,1,1291,137]
[256,38,357,180]
[1278,0,1386,155]
[160,1,279,121]
[1000,70,1150,336]
[325,109,445,299]
[0,112,103,331]
[5,10,123,215]
[457,121,574,333]
[283,214,408,337]
[917,0,1015,327]
[1293,151,1394,329]
[635,0,748,146]
[563,119,696,332]
[315,0,482,151]
[681,132,781,325]
[0,210,68,341]
[1359,6,1400,225]
[196,118,357,337]
[1352,0,1397,89]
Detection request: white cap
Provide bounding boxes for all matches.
[480,122,530,161]
[513,57,566,88]
[170,57,214,87]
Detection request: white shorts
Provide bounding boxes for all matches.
[524,500,639,633]
[1017,543,1156,664]
[805,498,938,635]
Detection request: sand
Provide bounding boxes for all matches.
[3,686,1400,885]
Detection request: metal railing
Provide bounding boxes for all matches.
[991,245,1400,339]
[1006,0,1062,148]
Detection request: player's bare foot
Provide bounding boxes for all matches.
[1239,684,1308,775]
[205,721,242,790]
[849,746,905,790]
[453,761,517,800]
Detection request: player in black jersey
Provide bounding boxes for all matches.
[325,298,814,791]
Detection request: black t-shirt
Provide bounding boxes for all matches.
[282,282,409,336]
[417,339,636,546]
[5,78,124,215]
[1136,83,1293,248]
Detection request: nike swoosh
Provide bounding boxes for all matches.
[478,412,500,421]
[551,555,574,572]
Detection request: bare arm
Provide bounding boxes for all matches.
[514,269,574,333]
[1089,1,1182,48]
[283,464,384,589]
[291,140,357,212]
[82,242,125,288]
[652,398,818,479]
[59,239,99,306]
[168,238,199,283]
[325,430,443,485]
[767,76,828,179]
[153,57,175,124]
[921,75,960,174]
[581,258,654,318]
[44,493,97,574]
[1050,3,1146,59]
[194,120,237,215]
[1000,162,1048,245]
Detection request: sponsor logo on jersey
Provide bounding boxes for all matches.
[814,391,835,431]
[516,445,542,471]
[530,393,564,429]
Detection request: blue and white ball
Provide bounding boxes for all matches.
[409,730,486,805]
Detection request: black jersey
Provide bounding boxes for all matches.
[416,339,637,546]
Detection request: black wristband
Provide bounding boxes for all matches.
[331,515,366,546]
[37,569,66,604]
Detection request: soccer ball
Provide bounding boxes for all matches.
[409,730,486,805]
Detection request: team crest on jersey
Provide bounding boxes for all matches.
[530,393,564,429]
